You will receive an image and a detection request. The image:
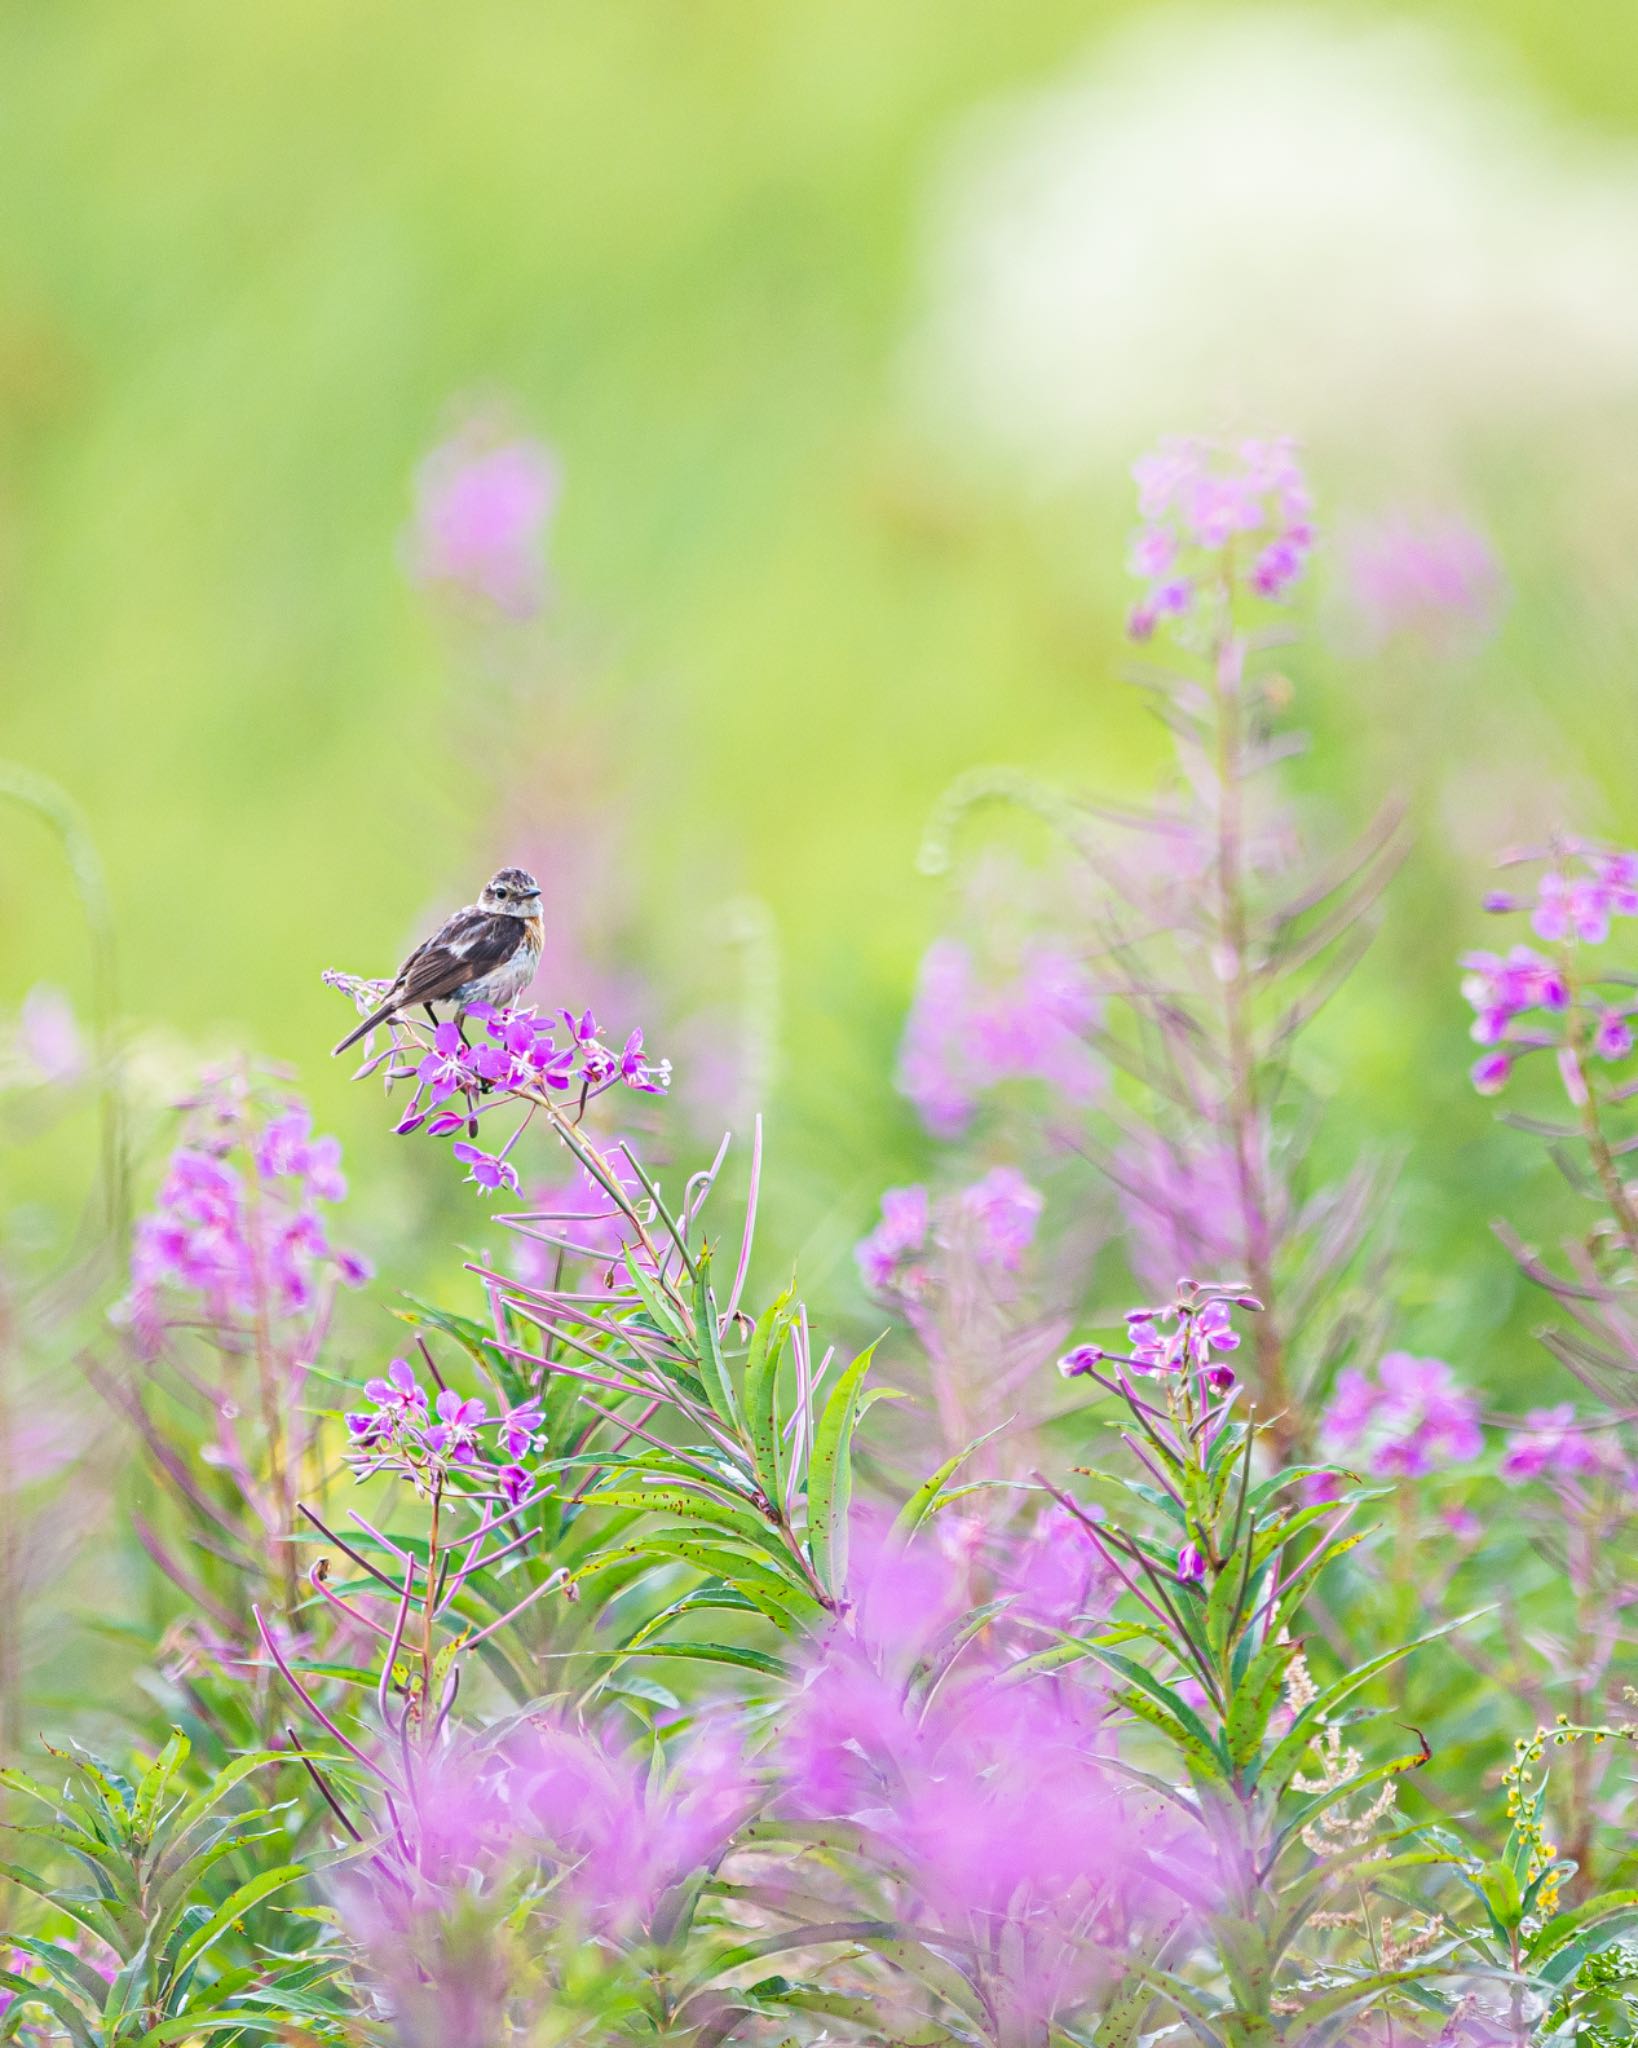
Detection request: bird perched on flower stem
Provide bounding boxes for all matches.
[332,866,544,1056]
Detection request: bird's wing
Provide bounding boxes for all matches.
[392,908,524,1009]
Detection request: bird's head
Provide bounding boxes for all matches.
[479,866,543,918]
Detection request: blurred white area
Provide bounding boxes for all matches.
[906,9,1638,481]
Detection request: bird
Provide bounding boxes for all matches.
[332,866,544,1057]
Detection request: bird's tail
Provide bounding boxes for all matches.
[333,995,403,1058]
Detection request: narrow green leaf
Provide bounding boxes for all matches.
[1528,1887,1638,1968]
[1254,1613,1472,1794]
[170,1863,305,1978]
[130,1730,189,1846]
[1225,1633,1299,1769]
[744,1290,795,1510]
[619,1248,690,1346]
[890,1424,1007,1545]
[805,1342,878,1593]
[692,1249,741,1429]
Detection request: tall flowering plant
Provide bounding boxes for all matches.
[106,1065,370,1663]
[1456,845,1638,1897]
[908,437,1402,1462]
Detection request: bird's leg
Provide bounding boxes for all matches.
[423,1004,440,1029]
[571,1079,591,1127]
[455,1009,472,1051]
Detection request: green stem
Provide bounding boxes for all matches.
[0,761,128,1245]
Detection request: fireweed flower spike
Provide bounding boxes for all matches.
[323,975,670,1205]
[116,1065,370,1628]
[1462,840,1638,1264]
[1125,434,1315,640]
[909,434,1401,1465]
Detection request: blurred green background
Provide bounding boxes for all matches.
[8,0,1638,1354]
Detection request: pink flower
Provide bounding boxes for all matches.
[1336,512,1505,656]
[855,1184,931,1294]
[425,1390,488,1464]
[1499,1404,1616,1486]
[1319,1352,1482,1477]
[953,1166,1044,1273]
[897,939,1100,1139]
[512,1716,749,1930]
[1126,435,1315,639]
[452,1142,521,1196]
[406,421,560,617]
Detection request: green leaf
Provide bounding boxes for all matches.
[0,1861,126,1948]
[1253,1613,1473,1794]
[806,1341,878,1593]
[130,1729,189,1845]
[744,1290,795,1508]
[0,1969,96,2048]
[134,2007,300,2045]
[579,1485,787,1562]
[1528,1887,1638,1968]
[1078,1645,1230,1779]
[151,1751,286,1872]
[1225,1632,1299,1770]
[395,1297,507,1376]
[692,1249,741,1429]
[608,1638,789,1678]
[890,1424,1007,1545]
[619,1247,690,1347]
[169,1862,305,1979]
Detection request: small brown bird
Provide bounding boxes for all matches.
[332,866,544,1057]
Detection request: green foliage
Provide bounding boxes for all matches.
[0,1736,349,2044]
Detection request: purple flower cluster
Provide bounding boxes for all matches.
[1337,512,1506,657]
[387,1001,670,1196]
[1059,1290,1249,1392]
[786,1529,1145,1891]
[855,1167,1044,1300]
[1318,1351,1482,1478]
[897,938,1100,1139]
[345,1357,543,1506]
[129,1098,369,1341]
[1126,435,1315,642]
[1499,1404,1629,1488]
[405,419,560,618]
[1462,849,1638,1095]
[511,1715,748,1931]
[1115,1131,1260,1301]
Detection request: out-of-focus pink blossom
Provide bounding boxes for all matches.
[782,1524,1185,2031]
[1319,1351,1482,1477]
[128,1084,368,1342]
[855,1184,932,1294]
[1336,512,1506,656]
[1499,1403,1625,1486]
[856,1171,1044,1301]
[952,1166,1044,1273]
[13,984,86,1084]
[511,1715,749,1931]
[897,938,1100,1138]
[406,421,560,618]
[1115,1129,1265,1300]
